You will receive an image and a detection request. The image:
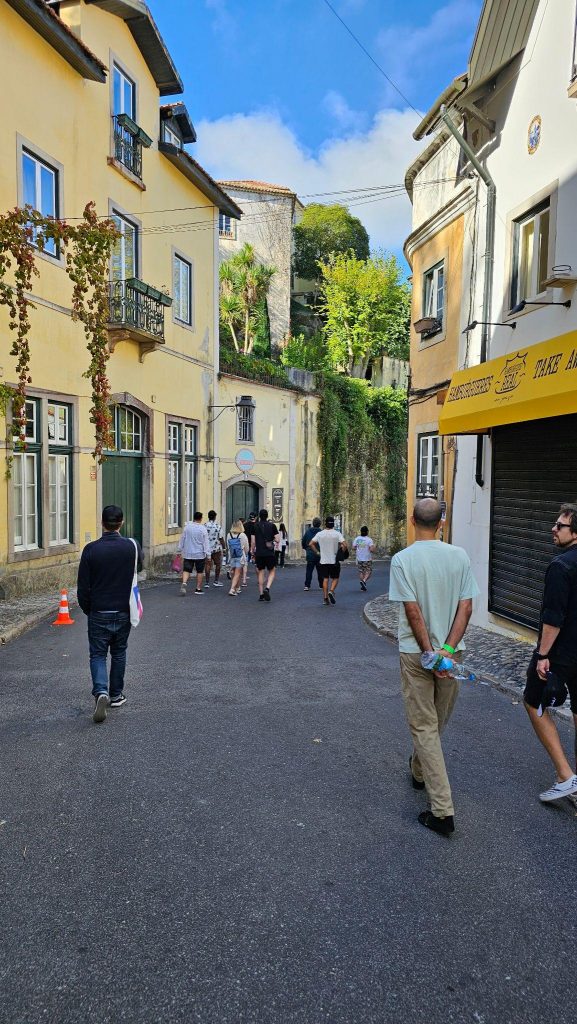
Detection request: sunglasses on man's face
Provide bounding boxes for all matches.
[553,521,573,531]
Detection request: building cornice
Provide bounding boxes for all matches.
[404,185,475,266]
[159,143,243,219]
[6,0,107,81]
[85,0,183,95]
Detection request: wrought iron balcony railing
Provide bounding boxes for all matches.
[112,114,152,179]
[107,278,171,341]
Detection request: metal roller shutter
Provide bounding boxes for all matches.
[489,415,577,629]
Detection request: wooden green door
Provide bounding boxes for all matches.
[226,482,259,532]
[102,455,143,544]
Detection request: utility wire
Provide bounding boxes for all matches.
[321,0,424,118]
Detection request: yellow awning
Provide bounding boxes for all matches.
[438,329,577,435]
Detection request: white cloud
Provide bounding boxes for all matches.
[195,108,422,255]
[323,90,367,131]
[376,1,479,106]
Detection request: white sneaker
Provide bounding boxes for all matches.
[213,581,223,587]
[539,775,577,802]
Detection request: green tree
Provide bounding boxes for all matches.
[293,204,370,281]
[219,243,275,355]
[319,252,410,378]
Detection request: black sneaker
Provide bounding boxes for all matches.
[109,694,127,708]
[259,594,265,601]
[93,693,109,724]
[323,598,329,605]
[418,810,455,836]
[328,592,336,605]
[360,580,367,592]
[409,755,425,790]
[263,588,271,602]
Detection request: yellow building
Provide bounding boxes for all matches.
[404,124,476,544]
[0,0,322,597]
[0,0,243,596]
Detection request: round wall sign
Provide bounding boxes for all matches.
[235,448,255,473]
[527,115,541,155]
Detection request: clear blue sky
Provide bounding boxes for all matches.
[147,0,483,253]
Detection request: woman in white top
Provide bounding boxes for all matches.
[274,523,288,567]
[226,520,249,595]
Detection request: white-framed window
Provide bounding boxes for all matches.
[167,421,197,527]
[417,434,440,499]
[48,452,70,546]
[111,212,138,281]
[173,254,192,325]
[167,422,181,528]
[162,123,181,148]
[219,213,236,239]
[510,200,550,308]
[237,402,254,443]
[13,452,39,551]
[112,407,141,452]
[47,402,71,545]
[422,261,444,336]
[22,150,58,256]
[113,64,135,118]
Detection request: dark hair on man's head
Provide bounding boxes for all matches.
[208,510,216,520]
[249,512,257,520]
[360,525,369,536]
[102,504,123,529]
[312,517,321,528]
[413,498,442,529]
[325,515,335,527]
[259,509,268,520]
[559,503,577,533]
[193,511,203,522]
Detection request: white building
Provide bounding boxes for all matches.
[408,0,577,639]
[216,180,303,350]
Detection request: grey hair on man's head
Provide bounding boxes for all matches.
[413,497,442,528]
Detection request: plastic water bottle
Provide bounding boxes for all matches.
[421,651,477,682]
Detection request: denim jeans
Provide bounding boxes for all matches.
[87,611,131,699]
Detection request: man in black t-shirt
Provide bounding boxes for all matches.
[524,503,577,803]
[251,508,279,602]
[243,512,257,566]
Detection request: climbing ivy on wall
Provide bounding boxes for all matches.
[316,371,407,522]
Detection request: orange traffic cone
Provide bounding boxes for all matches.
[53,588,74,626]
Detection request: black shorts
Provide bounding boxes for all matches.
[524,654,577,713]
[318,563,341,580]
[183,558,207,574]
[255,554,276,571]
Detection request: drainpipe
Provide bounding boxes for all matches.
[440,105,495,488]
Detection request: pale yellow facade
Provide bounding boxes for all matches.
[0,0,320,596]
[405,214,465,544]
[215,374,321,559]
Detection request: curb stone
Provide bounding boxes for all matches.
[363,593,573,724]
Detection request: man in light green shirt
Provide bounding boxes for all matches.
[389,497,479,837]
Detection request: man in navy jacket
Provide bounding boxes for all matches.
[77,505,143,724]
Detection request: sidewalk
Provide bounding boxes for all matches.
[363,593,573,723]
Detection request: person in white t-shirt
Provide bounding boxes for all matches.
[352,526,376,591]
[308,515,347,605]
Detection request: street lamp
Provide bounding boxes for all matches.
[511,298,572,314]
[207,394,255,424]
[462,319,517,333]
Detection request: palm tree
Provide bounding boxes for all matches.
[219,244,275,355]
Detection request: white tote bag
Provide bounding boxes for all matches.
[129,538,143,627]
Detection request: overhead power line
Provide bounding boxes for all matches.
[321,0,423,119]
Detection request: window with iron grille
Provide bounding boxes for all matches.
[416,433,440,499]
[421,261,444,338]
[219,213,236,239]
[237,402,254,443]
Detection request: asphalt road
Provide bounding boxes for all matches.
[1,562,576,1024]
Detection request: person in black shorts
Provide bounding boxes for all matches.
[251,509,279,602]
[308,515,347,605]
[524,503,577,803]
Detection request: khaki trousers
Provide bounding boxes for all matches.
[400,652,461,818]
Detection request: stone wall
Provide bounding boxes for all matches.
[334,457,405,556]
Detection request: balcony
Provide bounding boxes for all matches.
[107,278,172,360]
[110,114,152,182]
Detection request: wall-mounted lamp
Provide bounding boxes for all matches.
[511,298,572,315]
[207,394,255,424]
[462,319,516,333]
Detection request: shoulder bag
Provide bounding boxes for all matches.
[129,538,143,627]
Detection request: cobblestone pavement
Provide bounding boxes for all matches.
[364,593,574,722]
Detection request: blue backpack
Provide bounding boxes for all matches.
[228,534,242,559]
